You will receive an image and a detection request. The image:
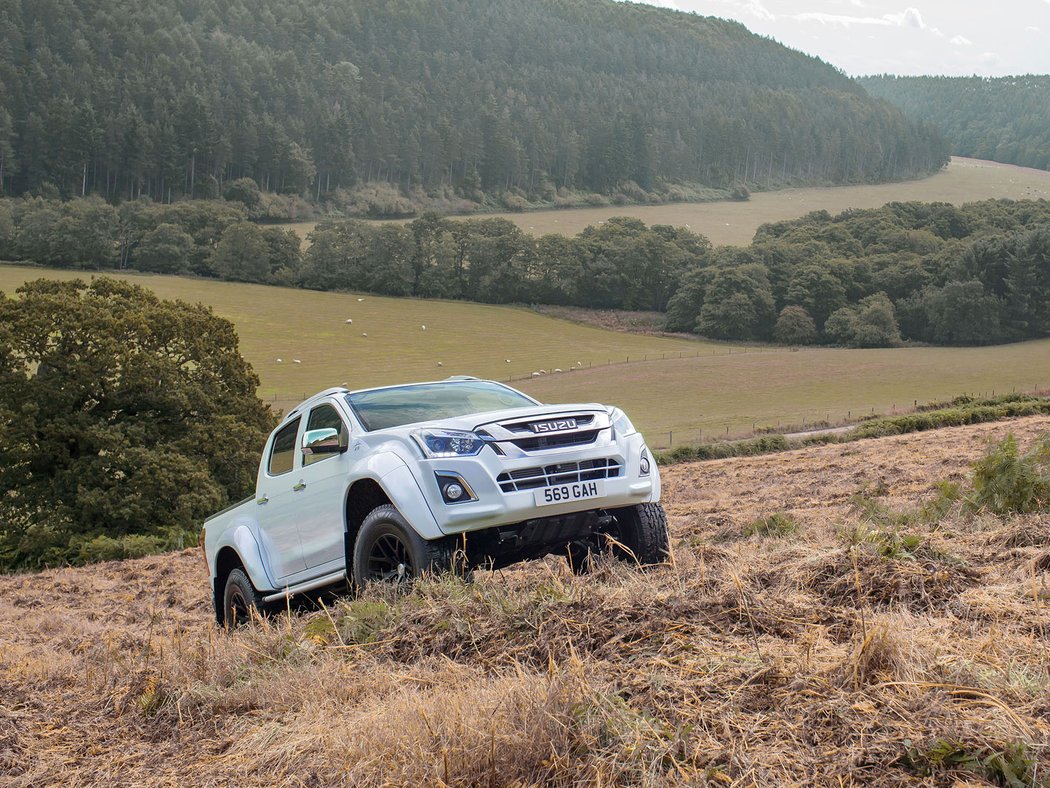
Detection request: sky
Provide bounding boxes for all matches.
[623,0,1050,77]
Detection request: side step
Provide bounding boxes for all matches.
[262,570,347,604]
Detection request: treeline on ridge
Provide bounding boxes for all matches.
[2,195,1049,348]
[665,199,1050,347]
[860,75,1050,172]
[0,0,947,211]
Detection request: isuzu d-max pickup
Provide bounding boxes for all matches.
[201,377,667,625]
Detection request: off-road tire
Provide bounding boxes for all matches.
[221,568,266,628]
[352,504,456,588]
[610,502,670,565]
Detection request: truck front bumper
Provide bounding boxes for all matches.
[413,430,659,536]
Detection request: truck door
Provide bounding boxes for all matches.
[294,403,351,570]
[254,416,308,580]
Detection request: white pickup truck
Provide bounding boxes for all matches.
[201,377,667,626]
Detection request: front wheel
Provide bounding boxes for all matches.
[352,504,455,588]
[608,503,670,565]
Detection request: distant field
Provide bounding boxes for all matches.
[288,157,1050,247]
[5,265,1050,447]
[525,340,1050,446]
[0,265,722,414]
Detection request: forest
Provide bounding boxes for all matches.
[861,75,1050,172]
[0,0,947,210]
[2,195,1049,348]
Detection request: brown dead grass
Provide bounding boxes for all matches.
[2,417,1050,785]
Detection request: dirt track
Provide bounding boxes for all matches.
[2,415,1049,785]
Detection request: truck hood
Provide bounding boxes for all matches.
[370,402,611,436]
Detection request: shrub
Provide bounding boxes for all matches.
[969,433,1050,514]
[75,534,170,563]
[742,512,799,538]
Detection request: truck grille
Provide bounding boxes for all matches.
[496,458,621,493]
[509,429,600,452]
[501,414,595,434]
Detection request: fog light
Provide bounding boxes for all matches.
[436,473,475,504]
[639,455,651,475]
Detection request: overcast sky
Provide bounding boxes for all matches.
[624,0,1050,77]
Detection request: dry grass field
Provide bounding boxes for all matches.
[4,264,1050,445]
[287,157,1050,247]
[2,417,1048,785]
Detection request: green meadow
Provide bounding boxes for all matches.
[4,264,1049,447]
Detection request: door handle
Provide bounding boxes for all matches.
[256,495,269,505]
[292,480,306,492]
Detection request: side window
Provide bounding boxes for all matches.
[267,417,301,476]
[303,404,348,466]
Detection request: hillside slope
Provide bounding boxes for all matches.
[861,75,1050,172]
[2,417,1048,785]
[0,0,947,203]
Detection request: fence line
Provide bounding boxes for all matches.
[642,385,1046,450]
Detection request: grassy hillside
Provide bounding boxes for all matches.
[4,264,1050,444]
[2,417,1048,784]
[0,264,717,408]
[287,156,1050,247]
[527,340,1050,446]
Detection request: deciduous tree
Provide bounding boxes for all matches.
[0,278,275,570]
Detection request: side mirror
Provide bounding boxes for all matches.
[302,427,347,455]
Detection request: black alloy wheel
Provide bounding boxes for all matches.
[366,532,414,582]
[352,504,455,589]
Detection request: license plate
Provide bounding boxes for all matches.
[534,480,605,506]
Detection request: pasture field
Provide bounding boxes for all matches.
[3,417,1049,784]
[0,263,721,409]
[4,264,1050,444]
[525,340,1050,447]
[288,156,1050,247]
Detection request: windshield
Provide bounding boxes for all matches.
[345,381,538,431]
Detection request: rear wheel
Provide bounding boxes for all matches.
[352,504,455,587]
[608,503,670,565]
[221,568,266,628]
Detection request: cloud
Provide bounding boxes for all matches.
[704,0,774,22]
[792,11,890,25]
[883,7,926,29]
[792,7,941,35]
[1026,25,1041,32]
[950,35,972,45]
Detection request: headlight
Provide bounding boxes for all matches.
[413,429,486,458]
[609,408,636,437]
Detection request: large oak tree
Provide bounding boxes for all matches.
[0,277,276,570]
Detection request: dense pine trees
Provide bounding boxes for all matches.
[0,0,946,205]
[861,75,1050,172]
